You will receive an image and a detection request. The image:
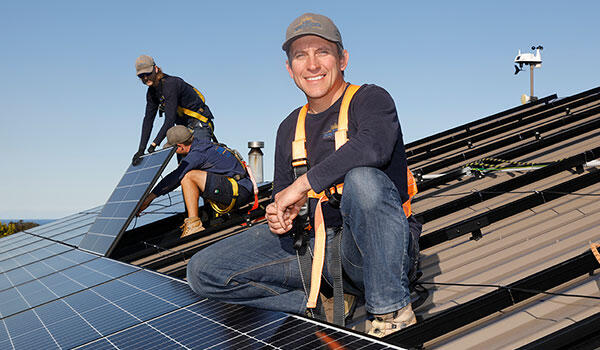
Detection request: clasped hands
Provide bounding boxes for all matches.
[266,174,311,235]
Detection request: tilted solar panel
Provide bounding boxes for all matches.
[79,148,176,256]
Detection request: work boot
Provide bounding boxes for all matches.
[367,303,416,338]
[180,217,204,238]
[322,293,358,323]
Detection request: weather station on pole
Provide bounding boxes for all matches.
[514,45,543,104]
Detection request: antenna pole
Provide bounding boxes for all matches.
[530,65,534,98]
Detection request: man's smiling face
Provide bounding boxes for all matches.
[286,35,348,112]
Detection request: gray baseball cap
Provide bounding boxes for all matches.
[282,13,343,51]
[135,55,155,75]
[164,125,193,148]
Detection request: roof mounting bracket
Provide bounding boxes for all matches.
[470,228,483,241]
[445,216,489,241]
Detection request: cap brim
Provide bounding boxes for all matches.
[136,66,154,75]
[282,33,338,51]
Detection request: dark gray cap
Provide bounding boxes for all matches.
[135,55,155,75]
[164,125,193,148]
[282,13,342,51]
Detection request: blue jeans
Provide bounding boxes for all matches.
[187,167,412,315]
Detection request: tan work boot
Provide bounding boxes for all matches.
[180,217,204,238]
[321,293,357,323]
[368,303,416,338]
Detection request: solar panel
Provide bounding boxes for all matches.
[79,148,176,256]
[126,191,186,230]
[76,299,402,350]
[0,237,397,350]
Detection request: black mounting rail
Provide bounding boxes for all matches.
[415,147,600,224]
[406,85,600,151]
[417,104,600,192]
[419,168,600,250]
[385,249,600,348]
[405,94,557,150]
[517,311,600,350]
[408,92,600,165]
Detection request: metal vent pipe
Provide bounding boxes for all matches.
[248,141,264,183]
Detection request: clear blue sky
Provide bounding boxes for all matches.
[1,1,598,219]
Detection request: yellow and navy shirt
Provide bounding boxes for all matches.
[138,75,214,151]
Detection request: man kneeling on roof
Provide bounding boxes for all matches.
[137,125,256,237]
[186,13,420,337]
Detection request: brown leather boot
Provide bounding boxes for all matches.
[180,217,204,238]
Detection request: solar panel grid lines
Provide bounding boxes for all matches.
[0,244,74,273]
[72,301,211,350]
[285,314,405,350]
[0,235,45,257]
[71,279,199,349]
[127,192,186,230]
[27,215,96,239]
[170,302,282,349]
[0,239,53,265]
[80,147,176,256]
[23,212,87,234]
[0,258,169,349]
[0,252,146,321]
[0,249,97,293]
[1,287,63,349]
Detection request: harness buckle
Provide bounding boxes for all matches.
[292,204,311,250]
[292,163,308,179]
[324,185,342,209]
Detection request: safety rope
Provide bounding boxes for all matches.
[463,157,561,172]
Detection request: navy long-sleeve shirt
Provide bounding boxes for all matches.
[138,75,214,151]
[273,84,409,227]
[151,138,252,197]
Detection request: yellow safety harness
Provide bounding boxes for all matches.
[291,84,418,309]
[207,145,259,216]
[177,88,211,124]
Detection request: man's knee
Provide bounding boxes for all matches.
[342,167,389,211]
[186,249,228,298]
[182,170,207,187]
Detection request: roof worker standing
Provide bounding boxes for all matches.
[132,55,216,166]
[186,13,419,337]
[137,126,255,237]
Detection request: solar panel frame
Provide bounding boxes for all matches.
[79,147,176,256]
[126,191,186,230]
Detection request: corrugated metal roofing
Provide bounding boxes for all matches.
[388,86,600,349]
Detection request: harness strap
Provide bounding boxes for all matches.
[330,227,345,326]
[178,107,210,123]
[335,84,360,150]
[296,240,326,321]
[177,87,211,124]
[215,144,260,213]
[306,196,327,309]
[591,243,600,265]
[292,105,309,165]
[243,160,260,212]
